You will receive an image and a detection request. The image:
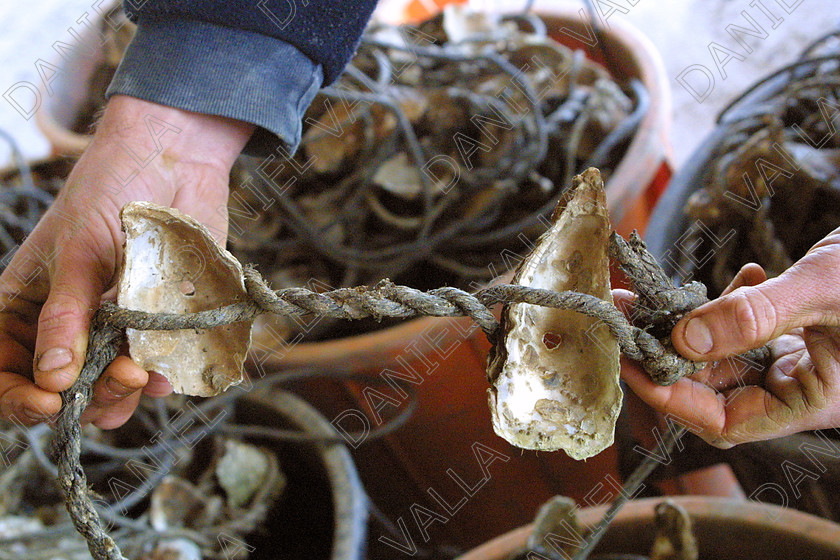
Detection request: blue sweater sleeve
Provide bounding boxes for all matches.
[106,0,378,155]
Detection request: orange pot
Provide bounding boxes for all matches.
[255,3,672,367]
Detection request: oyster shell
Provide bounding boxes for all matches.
[651,500,698,560]
[149,475,219,531]
[527,496,583,556]
[215,440,283,509]
[118,202,253,396]
[487,168,621,459]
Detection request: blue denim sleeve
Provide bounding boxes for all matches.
[120,0,378,85]
[106,17,324,156]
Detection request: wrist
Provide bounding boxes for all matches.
[94,95,255,173]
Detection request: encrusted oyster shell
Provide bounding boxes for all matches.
[487,168,621,459]
[117,201,253,396]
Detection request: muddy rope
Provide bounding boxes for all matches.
[56,230,770,560]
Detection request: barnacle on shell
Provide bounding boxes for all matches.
[487,168,621,459]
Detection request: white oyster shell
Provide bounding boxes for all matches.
[487,168,622,459]
[117,201,253,396]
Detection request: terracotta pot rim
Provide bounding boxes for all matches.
[457,496,840,559]
[35,102,91,156]
[239,388,367,560]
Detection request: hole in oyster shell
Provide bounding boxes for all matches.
[179,280,196,296]
[543,332,563,350]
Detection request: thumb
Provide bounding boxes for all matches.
[672,264,831,362]
[33,241,109,393]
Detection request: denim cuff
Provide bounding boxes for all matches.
[106,16,323,156]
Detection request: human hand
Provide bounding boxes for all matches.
[616,228,840,448]
[0,95,254,429]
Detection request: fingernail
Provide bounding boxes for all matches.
[684,317,714,354]
[36,348,73,372]
[105,377,132,397]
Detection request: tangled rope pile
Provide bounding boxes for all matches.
[226,8,645,343]
[673,30,840,294]
[56,230,769,560]
[0,133,63,255]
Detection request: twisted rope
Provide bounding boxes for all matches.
[56,321,123,560]
[100,267,637,351]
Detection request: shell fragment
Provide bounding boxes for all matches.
[487,168,622,459]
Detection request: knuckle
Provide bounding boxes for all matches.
[728,289,777,345]
[715,423,748,449]
[37,294,90,335]
[798,364,828,416]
